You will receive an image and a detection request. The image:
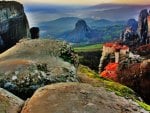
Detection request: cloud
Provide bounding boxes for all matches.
[16,0,150,5]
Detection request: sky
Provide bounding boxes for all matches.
[14,0,150,27]
[17,0,150,5]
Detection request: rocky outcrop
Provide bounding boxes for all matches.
[75,19,91,31]
[138,9,149,45]
[127,19,138,32]
[21,83,148,113]
[120,9,150,47]
[30,27,40,39]
[0,1,29,52]
[0,39,79,99]
[61,19,101,43]
[0,88,24,113]
[120,19,140,49]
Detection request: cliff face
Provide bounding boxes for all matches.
[0,1,29,52]
[120,19,140,49]
[138,9,149,45]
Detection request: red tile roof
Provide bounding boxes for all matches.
[104,43,129,50]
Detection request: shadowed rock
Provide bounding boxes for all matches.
[138,9,149,45]
[30,27,40,39]
[118,59,150,104]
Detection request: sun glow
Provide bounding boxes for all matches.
[17,0,150,5]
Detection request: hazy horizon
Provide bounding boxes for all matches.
[16,0,150,6]
[23,3,150,27]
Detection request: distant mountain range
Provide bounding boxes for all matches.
[38,17,125,44]
[39,17,125,38]
[24,3,150,44]
[25,3,150,27]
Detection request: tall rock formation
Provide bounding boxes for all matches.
[30,27,40,39]
[138,9,149,45]
[120,19,140,49]
[0,1,29,52]
[126,19,138,32]
[61,19,100,43]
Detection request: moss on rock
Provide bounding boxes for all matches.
[77,65,150,111]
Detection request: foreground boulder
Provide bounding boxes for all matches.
[0,1,29,52]
[0,39,78,99]
[21,83,148,113]
[0,88,24,113]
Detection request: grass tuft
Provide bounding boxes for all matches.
[78,65,150,111]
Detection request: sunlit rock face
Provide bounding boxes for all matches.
[0,1,29,52]
[21,83,149,113]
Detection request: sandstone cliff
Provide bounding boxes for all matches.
[0,1,29,52]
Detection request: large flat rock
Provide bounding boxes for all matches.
[21,83,148,113]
